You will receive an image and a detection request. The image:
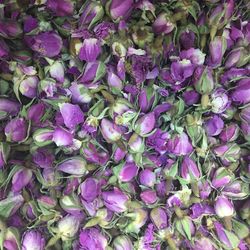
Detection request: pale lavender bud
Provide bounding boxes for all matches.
[21,230,45,250]
[80,177,99,202]
[134,112,155,136]
[139,169,156,187]
[57,157,87,176]
[5,118,28,142]
[214,196,234,218]
[140,189,157,204]
[119,162,138,182]
[101,118,122,142]
[150,207,168,229]
[52,127,73,146]
[205,115,224,136]
[113,235,133,250]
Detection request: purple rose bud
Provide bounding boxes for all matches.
[113,147,126,163]
[181,156,200,182]
[214,196,234,218]
[52,127,73,146]
[60,194,83,216]
[5,118,28,142]
[22,201,38,220]
[222,180,249,199]
[24,16,38,33]
[79,38,101,62]
[207,36,227,68]
[47,0,74,16]
[240,105,250,123]
[212,167,233,189]
[0,98,20,120]
[219,123,239,142]
[57,157,87,176]
[213,222,239,249]
[58,215,81,240]
[205,115,224,136]
[140,190,157,204]
[0,39,9,57]
[134,112,155,136]
[113,235,133,250]
[69,83,92,104]
[40,79,57,97]
[118,162,138,182]
[0,143,10,168]
[180,48,205,66]
[108,0,133,21]
[79,228,108,250]
[33,128,54,147]
[19,76,38,98]
[153,13,174,34]
[225,47,248,69]
[3,227,21,250]
[12,168,32,193]
[182,90,200,106]
[26,32,63,58]
[37,196,57,210]
[49,61,65,83]
[198,180,212,199]
[138,87,155,113]
[231,78,250,105]
[21,230,45,250]
[0,194,24,218]
[150,207,168,229]
[167,132,193,156]
[102,188,128,213]
[213,143,241,163]
[221,68,248,85]
[193,237,216,250]
[27,103,46,124]
[80,177,99,202]
[107,69,123,90]
[179,30,195,50]
[193,66,215,94]
[59,103,84,129]
[101,118,122,142]
[128,133,144,153]
[79,2,104,28]
[0,20,22,38]
[139,169,156,187]
[211,88,230,114]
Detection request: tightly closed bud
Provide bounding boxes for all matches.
[222,180,249,199]
[79,38,101,62]
[212,167,233,189]
[49,61,65,83]
[4,227,21,250]
[102,188,128,213]
[0,98,20,120]
[213,143,241,163]
[0,20,22,38]
[32,148,54,168]
[107,0,133,21]
[58,215,80,241]
[33,128,54,147]
[128,133,144,153]
[134,112,155,136]
[180,156,200,182]
[219,123,239,142]
[46,0,74,17]
[59,103,84,129]
[210,88,230,114]
[140,189,157,204]
[19,76,38,98]
[80,177,99,202]
[138,87,155,113]
[12,168,33,193]
[37,195,57,210]
[113,235,133,250]
[193,237,215,250]
[101,118,122,142]
[231,78,250,105]
[153,13,174,34]
[21,230,45,250]
[193,66,215,94]
[27,103,46,124]
[225,47,249,69]
[139,169,156,187]
[69,83,92,104]
[125,208,148,233]
[0,195,24,218]
[5,118,28,142]
[57,157,87,176]
[119,162,138,182]
[214,196,234,218]
[205,115,224,136]
[60,194,82,216]
[22,201,38,221]
[150,207,168,229]
[107,68,123,90]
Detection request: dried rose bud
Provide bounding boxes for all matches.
[134,112,155,136]
[113,235,133,250]
[21,230,45,250]
[118,162,138,182]
[79,38,101,62]
[19,76,38,98]
[107,0,133,21]
[5,118,28,142]
[12,168,33,193]
[52,127,73,147]
[57,157,87,176]
[80,177,99,202]
[214,196,234,218]
[150,207,168,229]
[101,118,122,142]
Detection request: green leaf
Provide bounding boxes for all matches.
[93,62,106,83]
[181,217,192,241]
[224,230,240,249]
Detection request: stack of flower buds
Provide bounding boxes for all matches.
[0,0,249,249]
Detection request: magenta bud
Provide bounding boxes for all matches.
[101,118,122,142]
[231,78,250,105]
[79,38,101,62]
[37,195,57,210]
[57,157,87,176]
[47,0,74,16]
[240,105,250,123]
[214,196,234,218]
[113,147,126,163]
[140,189,157,204]
[222,180,249,199]
[12,168,32,193]
[150,207,168,229]
[21,230,45,250]
[181,156,200,182]
[102,188,128,213]
[138,87,155,113]
[152,13,174,34]
[59,103,84,129]
[0,39,9,57]
[0,98,20,120]
[182,90,200,106]
[179,30,196,50]
[79,228,108,249]
[26,32,63,58]
[219,123,239,142]
[3,227,21,250]
[27,103,46,124]
[139,169,156,187]
[119,162,138,182]
[107,69,123,90]
[225,47,248,69]
[108,0,133,21]
[5,118,28,142]
[23,16,38,33]
[134,112,155,136]
[22,201,38,221]
[69,83,92,104]
[0,20,22,38]
[52,127,73,147]
[211,88,230,114]
[167,132,193,156]
[205,115,224,136]
[212,167,233,189]
[19,76,38,98]
[213,143,241,163]
[113,235,133,250]
[33,128,54,147]
[80,177,99,202]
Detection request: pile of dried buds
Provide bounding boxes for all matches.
[0,0,249,249]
